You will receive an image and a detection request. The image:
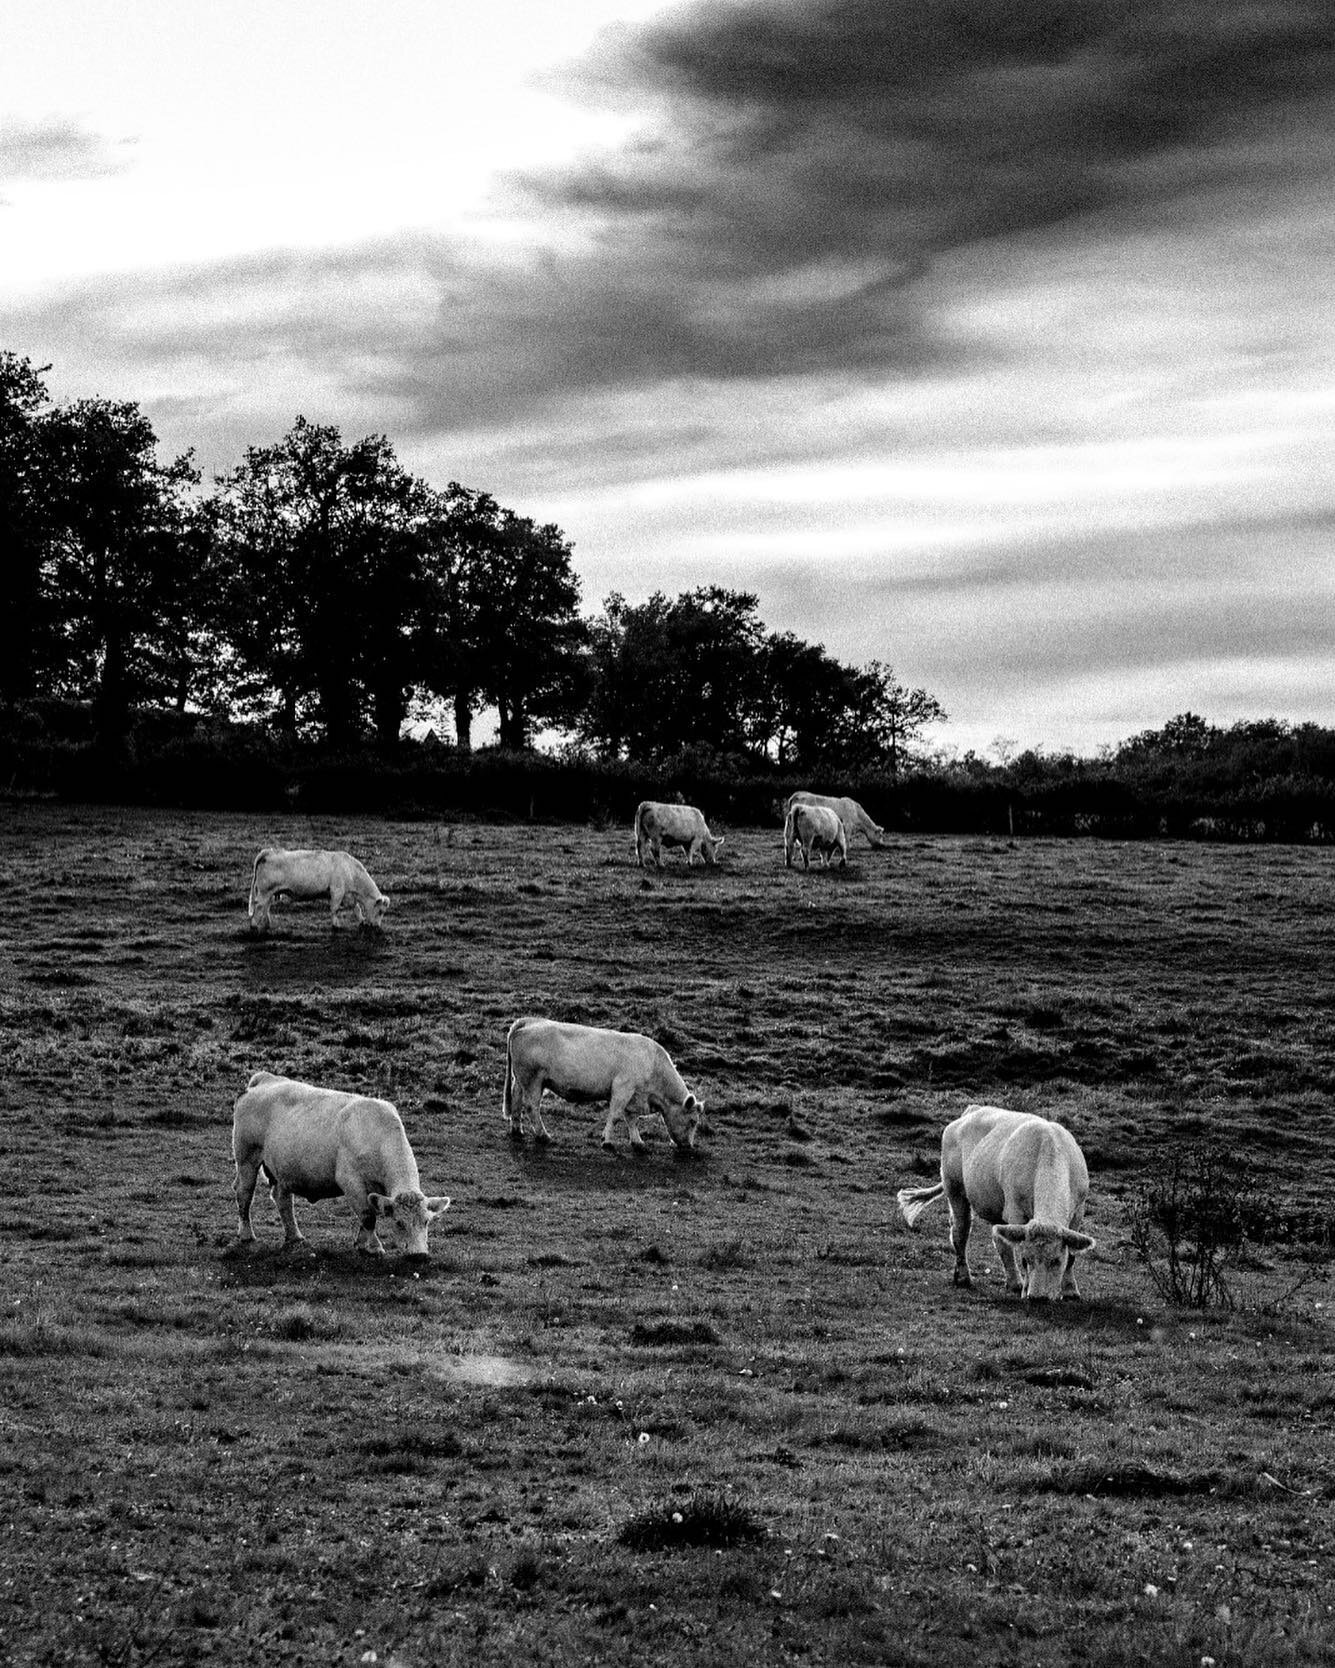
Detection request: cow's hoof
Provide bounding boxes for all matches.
[952,1272,973,1289]
[507,1127,525,1143]
[534,1131,554,1147]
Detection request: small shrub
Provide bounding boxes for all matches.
[1129,1141,1257,1308]
[618,1489,766,1552]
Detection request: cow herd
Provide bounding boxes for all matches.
[232,794,1096,1300]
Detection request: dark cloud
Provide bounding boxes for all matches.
[0,118,133,185]
[493,0,1335,392]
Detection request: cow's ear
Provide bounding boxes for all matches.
[368,1192,394,1217]
[425,1195,451,1216]
[684,1093,700,1113]
[1062,1229,1096,1254]
[992,1224,1027,1246]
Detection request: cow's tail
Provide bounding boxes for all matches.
[632,802,647,866]
[502,1024,516,1123]
[248,849,268,919]
[783,803,797,867]
[896,1181,945,1226]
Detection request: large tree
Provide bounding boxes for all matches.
[417,485,587,750]
[834,661,947,773]
[211,418,426,749]
[38,397,200,741]
[0,353,53,703]
[581,587,767,761]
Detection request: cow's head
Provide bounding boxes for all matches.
[363,892,390,928]
[992,1222,1095,1300]
[662,1093,704,1152]
[703,836,725,865]
[368,1189,450,1257]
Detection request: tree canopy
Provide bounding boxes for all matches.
[4,347,947,774]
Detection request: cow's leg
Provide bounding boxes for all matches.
[328,882,346,928]
[250,891,272,934]
[622,1091,652,1151]
[602,1079,642,1151]
[993,1232,1022,1295]
[1062,1206,1086,1298]
[337,1157,385,1252]
[234,1151,262,1241]
[528,1084,554,1145]
[271,1182,307,1249]
[651,837,664,869]
[943,1180,973,1287]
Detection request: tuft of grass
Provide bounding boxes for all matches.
[358,1426,465,1472]
[618,1489,766,1552]
[698,1237,752,1270]
[269,1302,340,1342]
[629,1319,721,1347]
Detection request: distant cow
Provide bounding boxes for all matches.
[503,1018,703,1154]
[784,801,848,869]
[232,1071,449,1255]
[248,848,389,934]
[783,792,888,849]
[896,1104,1094,1300]
[634,802,725,868]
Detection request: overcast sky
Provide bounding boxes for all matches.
[4,0,1333,755]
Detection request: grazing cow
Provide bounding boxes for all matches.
[232,1071,449,1255]
[784,801,848,869]
[502,1018,703,1154]
[783,792,888,849]
[248,847,389,934]
[896,1104,1094,1300]
[633,801,725,868]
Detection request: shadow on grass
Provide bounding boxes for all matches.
[505,1141,712,1193]
[218,1244,448,1287]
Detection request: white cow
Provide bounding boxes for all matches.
[784,801,848,869]
[783,792,888,849]
[232,1071,449,1255]
[633,801,725,868]
[896,1104,1095,1300]
[502,1018,703,1154]
[248,848,389,934]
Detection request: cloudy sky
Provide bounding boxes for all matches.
[4,0,1333,755]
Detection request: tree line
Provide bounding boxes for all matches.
[5,349,1334,840]
[0,350,943,770]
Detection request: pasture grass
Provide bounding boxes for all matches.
[0,805,1332,1664]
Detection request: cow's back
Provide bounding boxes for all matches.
[950,1106,1085,1225]
[233,1075,411,1192]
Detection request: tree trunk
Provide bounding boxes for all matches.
[372,683,404,756]
[95,627,131,745]
[497,695,528,752]
[454,690,473,752]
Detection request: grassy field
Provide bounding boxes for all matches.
[1,802,1332,1666]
